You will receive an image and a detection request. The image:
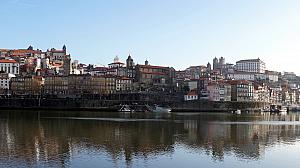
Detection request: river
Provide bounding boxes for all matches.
[0,110,300,168]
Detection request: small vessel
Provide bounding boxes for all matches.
[118,105,134,113]
[270,105,288,113]
[147,105,171,113]
[262,106,270,112]
[279,107,288,113]
[235,109,241,115]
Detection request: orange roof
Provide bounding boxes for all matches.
[227,80,251,85]
[11,49,42,54]
[186,90,198,96]
[118,76,131,80]
[0,59,17,63]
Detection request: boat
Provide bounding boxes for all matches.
[118,105,134,113]
[279,107,288,113]
[146,105,171,113]
[270,105,288,113]
[233,109,241,115]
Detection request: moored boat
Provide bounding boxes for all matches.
[270,105,288,113]
[146,105,171,113]
[118,105,134,113]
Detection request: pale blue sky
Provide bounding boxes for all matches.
[1,0,300,74]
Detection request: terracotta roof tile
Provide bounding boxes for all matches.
[0,59,17,63]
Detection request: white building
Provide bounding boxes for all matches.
[226,70,271,82]
[184,91,198,101]
[236,58,266,73]
[227,71,255,81]
[0,59,19,75]
[253,83,269,102]
[0,73,15,93]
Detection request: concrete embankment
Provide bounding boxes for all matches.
[0,98,266,112]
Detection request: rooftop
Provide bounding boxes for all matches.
[0,59,17,63]
[138,65,169,69]
[236,58,264,63]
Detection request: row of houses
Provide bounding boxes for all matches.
[184,79,300,105]
[5,75,133,98]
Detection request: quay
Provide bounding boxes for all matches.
[0,96,270,113]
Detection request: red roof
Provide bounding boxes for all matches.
[0,59,17,63]
[186,90,198,96]
[227,80,251,85]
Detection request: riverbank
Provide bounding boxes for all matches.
[0,98,267,112]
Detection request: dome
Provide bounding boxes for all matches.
[114,55,120,63]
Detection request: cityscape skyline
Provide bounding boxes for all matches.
[1,0,300,74]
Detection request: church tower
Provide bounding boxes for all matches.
[126,54,134,68]
[213,57,219,70]
[207,62,211,73]
[62,45,67,54]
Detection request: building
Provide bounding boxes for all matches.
[107,56,128,77]
[135,60,176,89]
[46,45,71,75]
[68,75,92,96]
[186,80,198,91]
[184,90,198,101]
[90,75,106,94]
[253,83,269,102]
[44,76,69,96]
[184,66,207,79]
[265,70,279,82]
[226,70,273,82]
[229,80,254,102]
[126,55,136,79]
[104,75,116,94]
[236,58,266,73]
[0,73,15,95]
[227,71,255,81]
[207,62,212,74]
[116,77,133,92]
[210,70,224,82]
[269,86,282,104]
[207,82,231,102]
[0,59,20,75]
[89,66,108,76]
[46,45,67,62]
[213,57,219,70]
[10,76,44,96]
[282,72,297,82]
[282,90,291,105]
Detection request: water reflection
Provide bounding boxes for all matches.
[1,111,300,167]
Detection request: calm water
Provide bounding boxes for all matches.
[1,111,300,168]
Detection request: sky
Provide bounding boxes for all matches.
[1,0,300,74]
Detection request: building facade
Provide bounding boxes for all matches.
[207,82,231,102]
[236,59,266,73]
[10,76,44,95]
[229,80,254,102]
[0,59,19,75]
[135,61,176,89]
